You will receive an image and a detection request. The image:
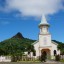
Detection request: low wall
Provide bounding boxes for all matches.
[0,56,11,62]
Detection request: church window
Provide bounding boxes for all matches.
[28,51,30,54]
[33,51,36,56]
[54,50,57,56]
[40,28,42,33]
[43,26,46,30]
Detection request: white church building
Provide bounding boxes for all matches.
[33,15,60,59]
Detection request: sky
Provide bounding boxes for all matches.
[0,0,64,42]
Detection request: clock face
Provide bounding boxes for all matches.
[44,37,47,45]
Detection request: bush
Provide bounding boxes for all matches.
[40,54,47,62]
[55,54,60,61]
[11,56,17,62]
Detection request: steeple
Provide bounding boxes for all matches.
[39,15,50,34]
[39,15,49,27]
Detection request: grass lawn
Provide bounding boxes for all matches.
[60,59,64,62]
[18,60,40,62]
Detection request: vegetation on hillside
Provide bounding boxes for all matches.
[0,32,36,56]
[58,43,64,55]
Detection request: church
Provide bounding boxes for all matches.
[33,15,60,59]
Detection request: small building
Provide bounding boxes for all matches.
[33,15,60,59]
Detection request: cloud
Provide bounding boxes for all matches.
[1,0,64,17]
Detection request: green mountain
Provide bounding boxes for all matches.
[12,32,24,39]
[0,32,36,56]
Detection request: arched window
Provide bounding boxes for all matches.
[33,51,36,56]
[54,50,57,56]
[40,28,42,33]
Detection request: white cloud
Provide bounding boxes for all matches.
[3,0,64,16]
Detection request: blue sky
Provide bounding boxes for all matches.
[0,0,64,42]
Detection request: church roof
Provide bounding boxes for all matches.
[32,40,39,45]
[52,40,62,44]
[52,41,58,45]
[32,40,60,45]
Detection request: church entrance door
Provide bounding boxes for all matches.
[41,49,50,59]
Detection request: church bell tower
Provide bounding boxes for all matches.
[39,15,51,46]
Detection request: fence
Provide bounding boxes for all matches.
[60,55,64,59]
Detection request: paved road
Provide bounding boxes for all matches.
[0,62,63,64]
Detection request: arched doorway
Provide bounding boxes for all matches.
[41,49,51,59]
[54,50,57,56]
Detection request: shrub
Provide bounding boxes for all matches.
[55,54,60,61]
[11,56,17,62]
[40,54,47,62]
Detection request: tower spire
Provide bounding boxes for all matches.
[41,15,48,24]
[39,15,49,26]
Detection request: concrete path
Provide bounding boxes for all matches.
[44,60,63,64]
[0,62,63,64]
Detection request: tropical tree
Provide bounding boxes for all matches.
[57,43,64,55]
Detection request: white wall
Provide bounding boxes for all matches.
[34,42,40,58]
[50,42,60,59]
[39,34,51,47]
[0,56,11,62]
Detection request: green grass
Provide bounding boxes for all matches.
[18,60,40,62]
[60,59,64,62]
